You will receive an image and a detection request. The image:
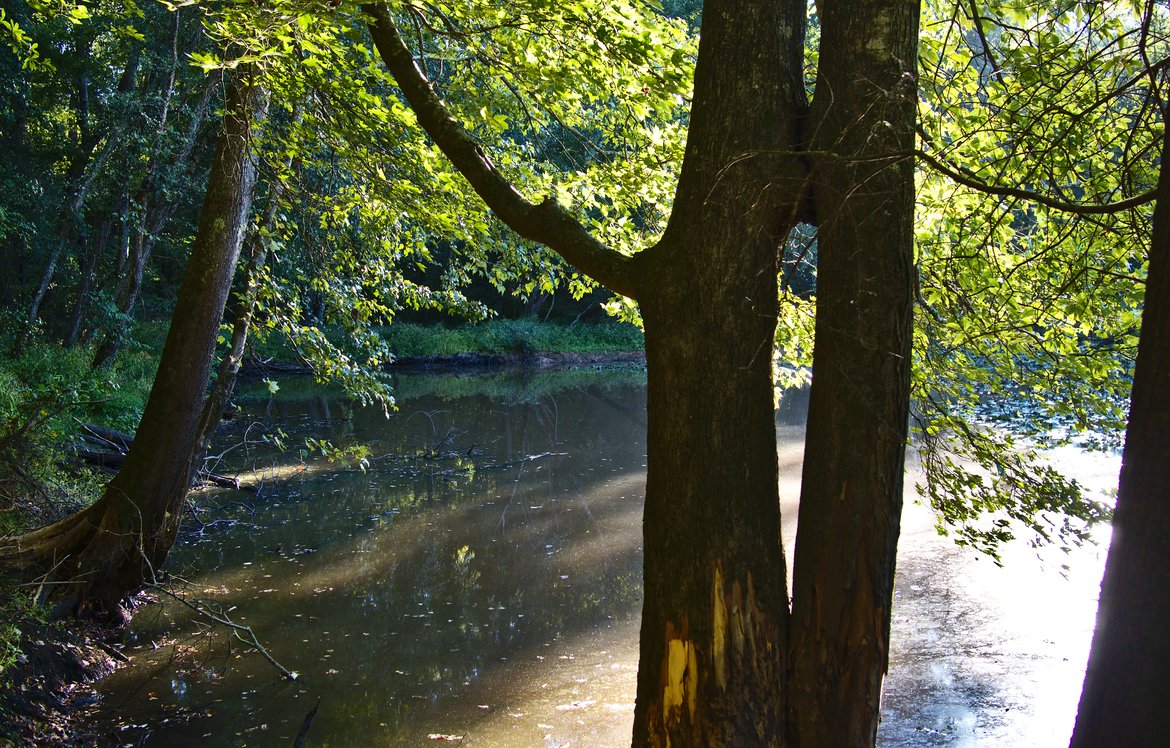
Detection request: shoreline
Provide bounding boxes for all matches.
[241,349,646,377]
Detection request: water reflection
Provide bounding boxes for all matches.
[94,370,1114,747]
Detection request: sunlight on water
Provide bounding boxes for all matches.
[94,371,1118,747]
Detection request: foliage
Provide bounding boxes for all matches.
[0,332,153,526]
[901,0,1164,556]
[0,0,1158,565]
[378,318,643,357]
[0,589,47,686]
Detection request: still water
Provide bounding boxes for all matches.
[94,368,1115,746]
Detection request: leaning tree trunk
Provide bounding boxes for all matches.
[2,70,267,613]
[786,0,919,744]
[1069,122,1170,748]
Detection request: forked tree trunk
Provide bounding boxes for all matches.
[2,71,267,612]
[1069,125,1170,748]
[366,0,917,741]
[626,0,807,740]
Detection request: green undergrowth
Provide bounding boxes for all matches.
[235,363,647,408]
[249,318,644,363]
[0,337,155,533]
[378,319,644,357]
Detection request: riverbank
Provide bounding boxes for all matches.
[0,321,643,744]
[0,600,122,747]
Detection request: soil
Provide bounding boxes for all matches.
[0,601,123,747]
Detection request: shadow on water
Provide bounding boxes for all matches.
[92,370,1116,747]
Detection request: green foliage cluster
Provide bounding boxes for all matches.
[0,332,153,527]
[0,589,45,686]
[905,0,1163,557]
[379,319,644,357]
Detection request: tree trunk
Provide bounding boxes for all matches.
[192,174,282,459]
[1069,126,1170,748]
[625,0,810,742]
[367,0,919,741]
[2,70,267,612]
[786,1,919,744]
[65,194,125,346]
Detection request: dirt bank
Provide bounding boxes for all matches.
[0,605,123,747]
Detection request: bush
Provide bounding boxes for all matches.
[0,342,153,528]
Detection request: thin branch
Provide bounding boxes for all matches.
[148,583,298,681]
[916,147,1158,216]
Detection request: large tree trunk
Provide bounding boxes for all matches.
[2,70,267,612]
[626,0,808,741]
[786,0,919,744]
[366,0,918,741]
[1069,126,1170,748]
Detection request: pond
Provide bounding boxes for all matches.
[92,367,1116,746]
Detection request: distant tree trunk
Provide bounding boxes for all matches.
[23,37,118,343]
[1069,126,1170,748]
[24,132,118,341]
[2,70,267,612]
[92,81,215,369]
[65,194,126,346]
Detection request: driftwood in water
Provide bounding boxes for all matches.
[74,423,244,490]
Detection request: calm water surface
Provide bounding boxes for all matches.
[94,368,1116,746]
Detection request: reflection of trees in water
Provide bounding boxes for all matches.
[105,375,650,742]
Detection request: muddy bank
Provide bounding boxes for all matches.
[0,606,123,747]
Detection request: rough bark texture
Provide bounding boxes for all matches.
[627,0,808,741]
[2,71,267,611]
[786,0,919,744]
[1069,128,1170,748]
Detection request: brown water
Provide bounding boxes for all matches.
[93,369,1115,746]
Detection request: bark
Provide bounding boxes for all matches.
[786,1,919,744]
[626,0,808,740]
[192,170,283,459]
[1069,126,1170,748]
[2,70,267,611]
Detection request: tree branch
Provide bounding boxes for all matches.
[362,2,639,299]
[916,146,1158,216]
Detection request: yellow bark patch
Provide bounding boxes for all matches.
[712,564,727,690]
[660,625,699,728]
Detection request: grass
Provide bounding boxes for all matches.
[377,318,644,358]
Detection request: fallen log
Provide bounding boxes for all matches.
[79,424,133,453]
[74,425,251,492]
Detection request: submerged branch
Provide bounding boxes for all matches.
[147,583,298,681]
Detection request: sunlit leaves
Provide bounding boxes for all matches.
[911,0,1160,556]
